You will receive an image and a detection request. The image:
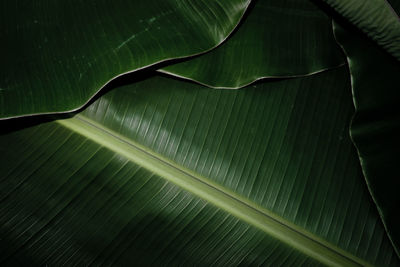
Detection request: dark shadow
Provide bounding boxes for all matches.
[0,113,72,136]
[0,69,156,135]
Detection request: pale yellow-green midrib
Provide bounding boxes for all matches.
[57,115,371,267]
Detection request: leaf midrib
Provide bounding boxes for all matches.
[56,115,370,267]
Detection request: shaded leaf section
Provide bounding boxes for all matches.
[0,0,250,118]
[333,20,400,256]
[317,0,400,61]
[160,0,345,88]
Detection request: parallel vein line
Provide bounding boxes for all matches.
[56,115,371,267]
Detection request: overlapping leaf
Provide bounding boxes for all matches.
[333,20,400,257]
[0,0,250,118]
[317,0,400,61]
[160,0,345,88]
[1,69,398,266]
[1,0,400,265]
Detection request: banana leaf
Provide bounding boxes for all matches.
[317,0,400,61]
[0,0,250,119]
[1,69,398,266]
[0,121,330,267]
[159,0,345,88]
[333,18,400,257]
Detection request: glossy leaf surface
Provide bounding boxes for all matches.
[160,0,345,88]
[1,70,398,266]
[0,0,250,119]
[333,20,400,256]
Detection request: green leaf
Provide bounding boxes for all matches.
[0,0,250,119]
[1,69,398,266]
[160,0,345,88]
[317,0,400,61]
[0,122,326,267]
[333,19,400,257]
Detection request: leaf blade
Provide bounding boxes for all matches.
[333,18,400,257]
[160,0,345,88]
[317,0,400,61]
[1,69,398,265]
[0,122,326,266]
[55,115,367,266]
[0,0,250,118]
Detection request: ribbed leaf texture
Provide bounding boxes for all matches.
[1,0,400,265]
[1,69,398,266]
[0,0,250,118]
[160,0,345,88]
